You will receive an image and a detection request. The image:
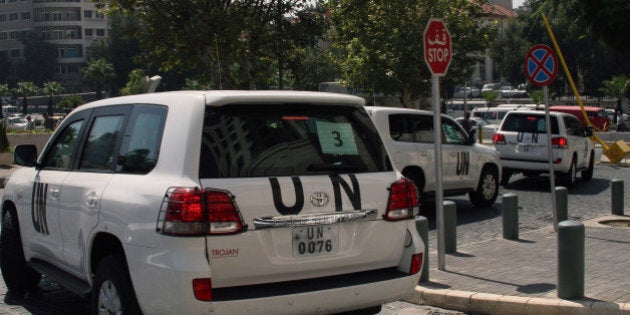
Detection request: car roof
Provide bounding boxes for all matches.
[364,105,436,116]
[549,105,604,111]
[77,90,366,111]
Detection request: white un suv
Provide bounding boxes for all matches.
[366,106,501,208]
[493,110,595,187]
[1,91,424,314]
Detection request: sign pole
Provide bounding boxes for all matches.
[543,86,558,230]
[431,76,445,270]
[424,17,451,271]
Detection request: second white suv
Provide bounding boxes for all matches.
[493,110,595,187]
[366,106,501,208]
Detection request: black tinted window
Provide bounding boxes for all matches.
[200,104,391,178]
[118,105,167,174]
[501,114,559,134]
[79,115,124,171]
[41,119,84,170]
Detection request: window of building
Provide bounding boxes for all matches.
[84,10,92,18]
[8,13,18,21]
[20,11,30,20]
[0,14,6,23]
[0,32,7,40]
[8,0,17,3]
[85,28,93,36]
[67,64,78,73]
[95,12,104,19]
[96,29,105,36]
[9,31,18,40]
[10,49,20,58]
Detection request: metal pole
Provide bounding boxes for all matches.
[557,220,585,299]
[611,179,624,215]
[544,86,558,231]
[432,76,445,270]
[415,216,429,282]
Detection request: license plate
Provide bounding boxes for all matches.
[292,225,339,258]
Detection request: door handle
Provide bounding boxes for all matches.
[49,188,60,199]
[86,193,99,208]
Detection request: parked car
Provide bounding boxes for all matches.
[453,86,481,99]
[454,116,499,140]
[366,106,501,208]
[550,105,611,131]
[493,110,595,187]
[481,83,501,95]
[499,85,527,98]
[1,91,424,314]
[6,117,28,130]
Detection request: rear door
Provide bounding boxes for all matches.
[563,115,589,168]
[198,103,405,287]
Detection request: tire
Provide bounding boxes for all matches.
[581,152,594,181]
[561,158,576,187]
[469,167,499,207]
[91,255,142,315]
[523,171,541,178]
[0,208,42,294]
[500,169,511,186]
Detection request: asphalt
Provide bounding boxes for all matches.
[0,154,629,315]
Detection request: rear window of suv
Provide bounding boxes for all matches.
[200,104,391,178]
[501,113,559,134]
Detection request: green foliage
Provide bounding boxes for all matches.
[120,69,146,95]
[528,89,544,104]
[0,123,10,153]
[82,58,115,99]
[58,94,83,111]
[42,81,65,115]
[0,52,10,84]
[599,75,630,100]
[15,81,39,115]
[566,0,630,52]
[93,0,326,90]
[328,0,496,106]
[0,84,9,107]
[482,91,499,104]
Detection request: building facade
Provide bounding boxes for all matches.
[0,0,109,92]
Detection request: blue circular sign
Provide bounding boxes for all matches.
[524,44,558,86]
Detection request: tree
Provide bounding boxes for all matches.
[14,81,39,115]
[120,69,146,95]
[94,0,323,90]
[560,0,630,52]
[42,81,65,116]
[58,95,83,111]
[328,0,496,107]
[0,52,10,84]
[82,58,115,99]
[599,75,629,122]
[0,84,10,110]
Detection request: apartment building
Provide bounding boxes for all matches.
[0,0,109,92]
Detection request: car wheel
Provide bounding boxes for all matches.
[581,152,594,181]
[0,208,42,294]
[561,158,576,187]
[92,255,142,315]
[469,167,499,207]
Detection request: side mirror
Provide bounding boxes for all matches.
[13,144,38,167]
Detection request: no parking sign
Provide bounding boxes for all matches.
[525,44,558,86]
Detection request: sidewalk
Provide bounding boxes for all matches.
[407,217,630,314]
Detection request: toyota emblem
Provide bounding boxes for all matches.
[310,192,329,207]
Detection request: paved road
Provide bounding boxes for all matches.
[423,162,629,248]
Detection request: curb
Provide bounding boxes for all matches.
[408,287,630,315]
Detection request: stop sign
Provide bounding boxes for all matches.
[424,18,452,76]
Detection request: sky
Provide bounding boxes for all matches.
[513,0,525,8]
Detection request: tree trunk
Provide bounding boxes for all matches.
[22,96,28,115]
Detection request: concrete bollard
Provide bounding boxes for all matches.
[502,193,519,240]
[444,201,457,254]
[557,220,585,300]
[555,186,568,230]
[611,179,624,215]
[415,216,429,282]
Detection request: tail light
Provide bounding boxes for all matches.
[385,179,418,221]
[552,136,568,148]
[157,187,245,236]
[193,278,212,301]
[493,133,506,144]
[409,253,423,274]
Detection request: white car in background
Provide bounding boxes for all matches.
[366,106,501,209]
[493,110,595,187]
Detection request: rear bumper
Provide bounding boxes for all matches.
[500,157,569,173]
